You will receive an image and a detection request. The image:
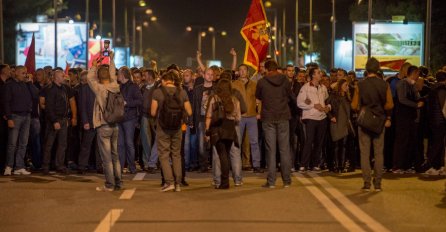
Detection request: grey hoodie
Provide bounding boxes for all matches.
[255,72,292,121]
[87,59,120,128]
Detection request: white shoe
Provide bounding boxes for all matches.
[4,166,12,176]
[13,168,31,175]
[424,168,439,176]
[439,167,445,176]
[174,184,181,192]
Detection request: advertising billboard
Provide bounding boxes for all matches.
[114,47,130,68]
[353,22,424,71]
[16,22,88,68]
[88,38,113,68]
[334,40,353,71]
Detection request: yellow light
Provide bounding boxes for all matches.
[150,16,157,22]
[143,21,149,27]
[265,1,272,8]
[186,26,192,32]
[201,32,206,37]
[136,26,142,31]
[138,0,146,7]
[145,9,153,15]
[221,31,227,36]
[208,27,214,32]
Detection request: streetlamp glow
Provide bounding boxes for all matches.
[221,31,227,36]
[186,26,192,32]
[150,16,157,22]
[136,25,142,31]
[138,0,146,7]
[265,1,272,8]
[208,26,214,32]
[145,9,153,15]
[201,31,206,37]
[143,21,149,27]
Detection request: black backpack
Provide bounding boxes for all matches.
[103,91,125,124]
[208,95,226,127]
[158,86,184,130]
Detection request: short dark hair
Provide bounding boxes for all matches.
[53,67,64,72]
[338,69,347,76]
[264,60,278,71]
[407,65,419,76]
[435,70,446,82]
[0,64,9,73]
[308,67,319,80]
[161,70,175,82]
[167,64,180,72]
[68,68,79,76]
[286,64,294,69]
[119,67,132,80]
[238,64,249,70]
[365,57,380,74]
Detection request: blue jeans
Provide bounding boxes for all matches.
[240,117,261,168]
[213,125,243,185]
[184,126,198,169]
[29,118,42,169]
[262,120,292,186]
[97,125,122,189]
[118,118,137,173]
[140,116,157,168]
[198,121,210,169]
[6,114,31,169]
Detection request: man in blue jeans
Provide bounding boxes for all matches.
[87,52,123,192]
[255,60,292,188]
[2,66,33,176]
[117,67,143,174]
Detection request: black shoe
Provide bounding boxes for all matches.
[215,184,229,189]
[242,167,253,171]
[253,167,264,173]
[181,180,189,187]
[57,168,69,175]
[146,167,156,174]
[77,169,87,175]
[97,169,104,174]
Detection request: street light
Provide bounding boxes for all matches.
[208,27,214,32]
[221,31,227,36]
[138,0,146,7]
[186,26,192,32]
[150,16,157,22]
[143,21,149,27]
[201,32,206,37]
[145,8,152,15]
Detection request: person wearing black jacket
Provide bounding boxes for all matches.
[140,69,158,173]
[2,66,33,176]
[26,74,42,170]
[425,71,446,175]
[117,67,143,174]
[256,60,293,188]
[0,64,11,171]
[42,70,75,175]
[67,68,81,170]
[78,71,98,174]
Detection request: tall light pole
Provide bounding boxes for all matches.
[309,0,313,62]
[133,8,136,54]
[367,0,372,59]
[0,0,4,63]
[295,0,299,66]
[112,0,116,46]
[425,0,432,67]
[331,0,336,68]
[282,8,286,65]
[124,2,129,46]
[208,27,216,60]
[99,0,102,36]
[54,0,58,67]
[137,26,142,55]
[86,0,89,66]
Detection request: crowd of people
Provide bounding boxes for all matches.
[1,49,445,192]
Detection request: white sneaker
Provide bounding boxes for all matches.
[439,167,445,176]
[175,184,181,192]
[4,166,12,176]
[424,168,439,176]
[13,168,31,175]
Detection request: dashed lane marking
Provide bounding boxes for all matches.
[119,188,136,200]
[94,209,124,232]
[133,172,146,181]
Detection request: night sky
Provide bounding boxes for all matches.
[62,0,354,68]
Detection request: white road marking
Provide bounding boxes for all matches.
[94,209,124,232]
[307,172,391,232]
[133,172,146,181]
[119,188,136,200]
[294,173,366,232]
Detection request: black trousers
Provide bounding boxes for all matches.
[301,119,327,168]
[393,119,417,170]
[333,136,348,170]
[0,118,8,170]
[215,139,233,188]
[78,128,96,169]
[427,124,446,169]
[67,124,80,164]
[42,120,68,170]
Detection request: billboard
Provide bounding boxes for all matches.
[353,22,424,71]
[114,47,130,68]
[334,40,353,71]
[88,38,113,68]
[16,22,87,68]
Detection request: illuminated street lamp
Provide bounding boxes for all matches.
[201,31,206,37]
[221,31,227,36]
[143,21,149,27]
[208,26,214,32]
[145,8,153,15]
[150,16,157,22]
[186,26,192,32]
[138,0,146,7]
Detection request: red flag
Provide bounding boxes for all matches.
[240,0,269,72]
[65,61,71,75]
[24,33,36,75]
[379,59,407,71]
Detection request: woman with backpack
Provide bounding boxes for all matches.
[205,73,241,189]
[326,79,354,173]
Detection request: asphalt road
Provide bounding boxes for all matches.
[1,170,445,232]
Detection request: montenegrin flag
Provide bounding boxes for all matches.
[240,0,269,72]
